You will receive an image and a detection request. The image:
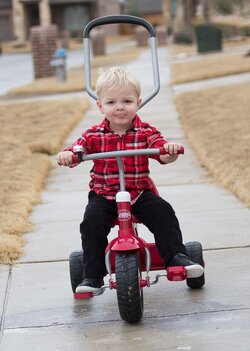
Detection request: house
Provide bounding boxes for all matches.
[7,0,120,43]
[1,0,167,43]
[123,0,164,25]
[0,0,13,41]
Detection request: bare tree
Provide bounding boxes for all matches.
[182,0,210,26]
[201,0,210,23]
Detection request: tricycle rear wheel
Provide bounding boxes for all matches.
[115,251,143,323]
[185,241,205,289]
[69,250,84,293]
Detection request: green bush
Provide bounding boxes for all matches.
[244,27,250,36]
[215,0,233,14]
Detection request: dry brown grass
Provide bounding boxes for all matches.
[212,15,250,29]
[175,82,250,207]
[0,98,89,264]
[7,48,142,97]
[169,37,250,57]
[171,53,250,84]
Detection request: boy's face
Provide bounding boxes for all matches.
[96,85,141,134]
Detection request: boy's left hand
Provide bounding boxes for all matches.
[160,143,183,164]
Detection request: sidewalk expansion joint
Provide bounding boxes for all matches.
[3,318,120,331]
[0,266,12,344]
[3,306,250,332]
[16,258,69,265]
[4,322,75,331]
[203,245,250,252]
[147,306,250,321]
[14,245,250,265]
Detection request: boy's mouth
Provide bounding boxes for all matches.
[115,114,126,118]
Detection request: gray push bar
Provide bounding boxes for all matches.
[83,15,160,108]
[81,148,160,161]
[73,146,184,162]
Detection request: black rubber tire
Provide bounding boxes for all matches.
[115,251,143,323]
[185,241,205,289]
[69,250,84,293]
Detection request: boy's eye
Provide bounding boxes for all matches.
[107,101,114,104]
[124,100,132,103]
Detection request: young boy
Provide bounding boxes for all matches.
[57,67,204,293]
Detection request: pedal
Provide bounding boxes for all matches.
[73,292,93,299]
[167,266,187,281]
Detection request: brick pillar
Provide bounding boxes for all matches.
[135,27,148,47]
[156,26,167,45]
[30,25,58,79]
[91,28,106,56]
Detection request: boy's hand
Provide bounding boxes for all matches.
[57,151,78,168]
[160,143,183,164]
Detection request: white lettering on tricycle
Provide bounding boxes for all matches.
[118,210,131,221]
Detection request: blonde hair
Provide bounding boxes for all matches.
[95,66,141,98]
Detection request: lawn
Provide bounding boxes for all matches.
[171,53,250,84]
[171,41,250,207]
[0,99,89,264]
[175,82,250,207]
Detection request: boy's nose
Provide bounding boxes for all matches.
[116,103,124,110]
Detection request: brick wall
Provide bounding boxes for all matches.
[98,0,120,35]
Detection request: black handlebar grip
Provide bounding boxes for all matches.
[83,15,156,38]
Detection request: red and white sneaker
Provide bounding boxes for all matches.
[168,253,204,278]
[75,277,104,293]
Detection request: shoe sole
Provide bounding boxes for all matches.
[185,264,204,278]
[75,286,102,293]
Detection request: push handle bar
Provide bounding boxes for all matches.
[83,15,160,108]
[83,15,156,39]
[72,146,184,164]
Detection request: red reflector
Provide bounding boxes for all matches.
[167,266,187,281]
[73,292,93,299]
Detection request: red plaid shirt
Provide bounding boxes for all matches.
[65,115,167,202]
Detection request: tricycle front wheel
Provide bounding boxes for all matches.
[115,251,143,323]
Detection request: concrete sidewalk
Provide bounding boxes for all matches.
[1,47,250,351]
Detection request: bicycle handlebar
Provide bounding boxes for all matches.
[71,146,184,164]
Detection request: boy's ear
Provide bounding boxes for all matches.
[96,100,104,114]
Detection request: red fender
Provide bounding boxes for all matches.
[106,235,149,252]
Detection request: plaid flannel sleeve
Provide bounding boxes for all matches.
[147,127,168,164]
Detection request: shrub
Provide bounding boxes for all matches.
[215,0,233,15]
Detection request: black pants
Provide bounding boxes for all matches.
[80,190,187,278]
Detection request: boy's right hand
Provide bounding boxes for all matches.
[57,151,78,168]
